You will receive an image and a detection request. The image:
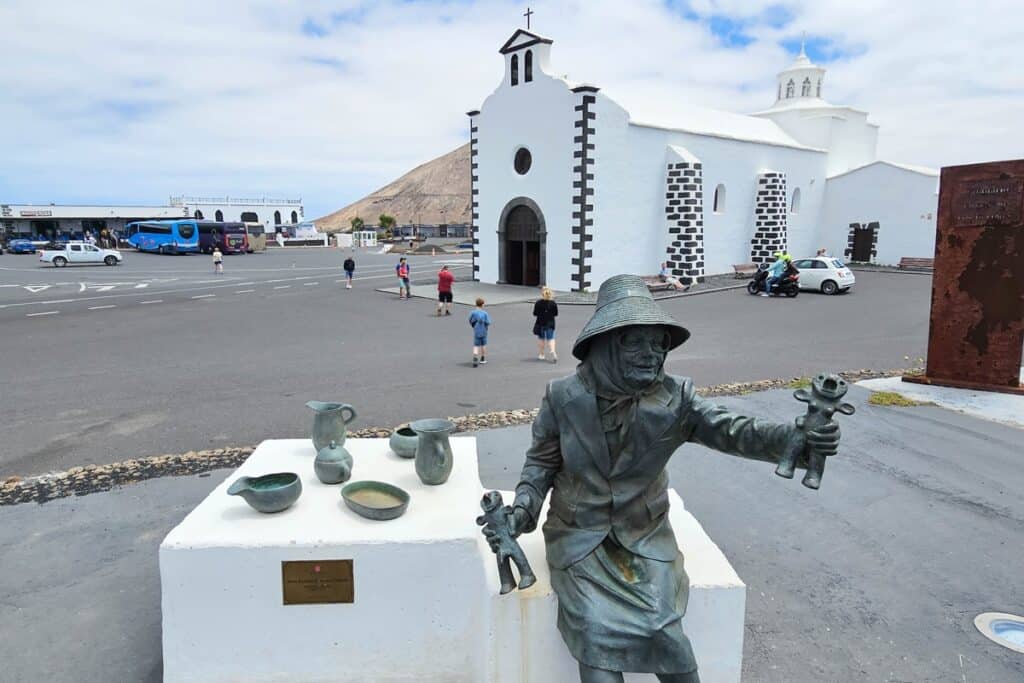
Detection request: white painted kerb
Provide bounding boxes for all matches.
[160,438,745,682]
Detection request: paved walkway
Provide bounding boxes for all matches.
[377,280,540,306]
[2,385,1021,682]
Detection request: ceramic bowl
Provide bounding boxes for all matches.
[388,426,419,459]
[227,472,302,513]
[341,480,410,521]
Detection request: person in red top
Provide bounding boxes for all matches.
[436,265,455,316]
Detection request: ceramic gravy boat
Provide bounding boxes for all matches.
[227,472,302,513]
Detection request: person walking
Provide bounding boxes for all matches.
[436,265,455,316]
[212,246,224,275]
[532,286,559,362]
[469,297,491,367]
[396,257,411,299]
[343,255,355,289]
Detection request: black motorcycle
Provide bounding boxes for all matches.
[747,264,800,297]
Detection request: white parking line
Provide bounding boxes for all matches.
[191,294,216,299]
[235,289,255,294]
[140,300,163,304]
[26,310,59,317]
[273,285,290,290]
[304,282,318,286]
[88,305,116,310]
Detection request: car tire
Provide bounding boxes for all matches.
[104,255,118,266]
[53,256,67,268]
[821,280,838,295]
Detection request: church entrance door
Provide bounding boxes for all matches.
[503,204,543,286]
[851,223,875,261]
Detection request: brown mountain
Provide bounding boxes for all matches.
[314,144,470,232]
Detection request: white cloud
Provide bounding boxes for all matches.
[0,0,1021,218]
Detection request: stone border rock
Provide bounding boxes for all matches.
[0,368,915,507]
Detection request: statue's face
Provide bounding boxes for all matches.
[616,326,670,390]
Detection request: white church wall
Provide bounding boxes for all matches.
[474,71,579,290]
[822,163,939,264]
[587,115,830,281]
[754,107,878,177]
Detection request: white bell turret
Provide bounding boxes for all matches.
[773,37,826,106]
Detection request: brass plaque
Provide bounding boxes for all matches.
[282,560,354,605]
[952,178,1023,227]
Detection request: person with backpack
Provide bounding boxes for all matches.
[469,297,491,368]
[396,257,411,299]
[532,286,559,362]
[343,255,355,289]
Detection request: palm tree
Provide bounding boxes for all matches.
[378,214,396,232]
[350,217,365,232]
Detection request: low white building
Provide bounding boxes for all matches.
[2,196,305,241]
[468,29,939,291]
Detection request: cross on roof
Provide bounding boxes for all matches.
[523,6,533,30]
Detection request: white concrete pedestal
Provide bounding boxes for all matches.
[161,439,745,682]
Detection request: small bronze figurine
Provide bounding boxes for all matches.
[776,372,855,489]
[477,491,536,594]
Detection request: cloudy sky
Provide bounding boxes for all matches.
[1,0,1021,219]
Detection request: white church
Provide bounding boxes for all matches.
[467,29,939,291]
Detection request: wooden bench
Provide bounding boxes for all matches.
[898,257,935,272]
[732,263,758,278]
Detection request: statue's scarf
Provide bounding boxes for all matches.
[579,331,666,459]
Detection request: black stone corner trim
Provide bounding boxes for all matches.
[469,116,480,280]
[570,89,597,292]
[466,110,480,117]
[662,159,705,285]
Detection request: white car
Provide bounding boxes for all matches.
[39,241,123,267]
[792,256,855,294]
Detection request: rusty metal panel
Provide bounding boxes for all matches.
[906,159,1024,394]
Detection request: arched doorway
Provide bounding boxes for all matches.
[499,199,545,286]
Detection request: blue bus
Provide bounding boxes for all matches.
[125,220,200,254]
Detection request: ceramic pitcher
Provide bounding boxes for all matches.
[411,418,455,485]
[306,401,357,452]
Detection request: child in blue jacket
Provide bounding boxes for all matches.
[469,298,491,368]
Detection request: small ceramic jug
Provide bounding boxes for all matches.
[306,401,357,452]
[411,418,455,485]
[388,426,419,459]
[314,440,353,485]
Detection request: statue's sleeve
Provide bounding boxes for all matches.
[511,387,561,534]
[683,380,802,464]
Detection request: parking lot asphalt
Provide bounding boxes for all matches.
[1,387,1020,682]
[0,249,932,477]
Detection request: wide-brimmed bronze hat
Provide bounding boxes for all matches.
[572,274,691,360]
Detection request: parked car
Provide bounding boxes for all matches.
[7,239,37,254]
[791,256,855,294]
[39,241,123,267]
[455,241,474,250]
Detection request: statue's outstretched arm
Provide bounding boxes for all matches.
[511,389,562,534]
[683,381,803,466]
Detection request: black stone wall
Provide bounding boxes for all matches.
[750,172,788,263]
[663,161,705,284]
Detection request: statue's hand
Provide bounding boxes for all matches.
[805,421,840,456]
[508,506,531,537]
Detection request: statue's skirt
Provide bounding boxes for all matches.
[550,535,699,676]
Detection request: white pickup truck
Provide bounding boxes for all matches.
[39,241,123,267]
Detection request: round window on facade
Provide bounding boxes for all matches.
[514,147,532,175]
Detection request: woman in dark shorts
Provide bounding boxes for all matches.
[532,286,558,362]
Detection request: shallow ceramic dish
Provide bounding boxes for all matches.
[227,472,302,513]
[341,480,410,521]
[388,426,418,459]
